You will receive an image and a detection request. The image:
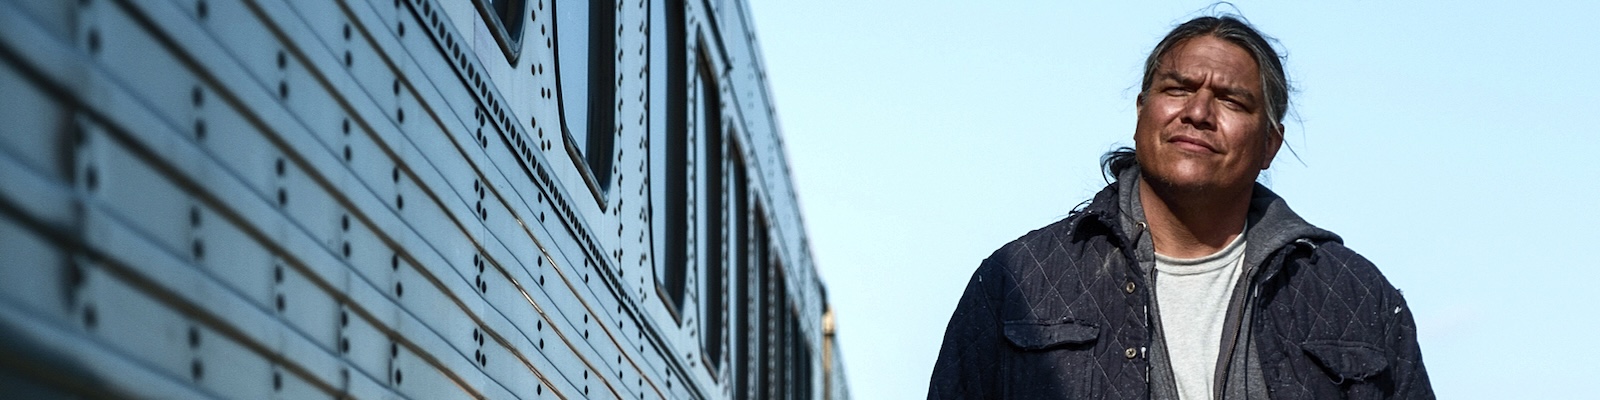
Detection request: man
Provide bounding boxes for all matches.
[927,15,1432,399]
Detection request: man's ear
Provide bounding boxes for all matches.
[1261,123,1284,170]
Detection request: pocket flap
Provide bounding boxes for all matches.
[1300,340,1388,382]
[1002,319,1099,351]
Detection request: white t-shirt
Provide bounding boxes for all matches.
[1155,232,1247,400]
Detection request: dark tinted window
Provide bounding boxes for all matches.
[702,55,725,370]
[554,0,616,194]
[655,0,689,313]
[473,0,526,61]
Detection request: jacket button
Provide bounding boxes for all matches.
[1124,347,1138,359]
[1124,280,1136,294]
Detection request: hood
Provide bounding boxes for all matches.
[1079,166,1341,271]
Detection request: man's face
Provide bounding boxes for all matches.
[1134,35,1281,195]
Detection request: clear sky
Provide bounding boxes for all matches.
[747,1,1600,398]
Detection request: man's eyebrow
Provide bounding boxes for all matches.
[1213,84,1258,104]
[1155,69,1261,105]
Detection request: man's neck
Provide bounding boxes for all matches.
[1138,176,1252,259]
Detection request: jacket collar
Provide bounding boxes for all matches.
[1070,166,1341,270]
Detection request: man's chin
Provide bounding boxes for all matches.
[1140,169,1226,197]
[1143,167,1210,186]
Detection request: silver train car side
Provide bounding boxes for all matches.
[0,0,848,398]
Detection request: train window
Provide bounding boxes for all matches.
[554,0,616,198]
[653,0,690,317]
[731,146,751,398]
[699,50,727,372]
[471,0,526,61]
[792,309,813,400]
[762,254,787,400]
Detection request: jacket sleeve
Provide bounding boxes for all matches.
[1385,293,1435,399]
[927,259,1004,399]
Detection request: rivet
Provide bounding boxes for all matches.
[1124,280,1136,294]
[67,264,84,288]
[86,29,100,54]
[1125,347,1138,359]
[82,304,96,328]
[84,166,97,191]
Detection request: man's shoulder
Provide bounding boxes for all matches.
[978,211,1116,277]
[1305,241,1392,286]
[1281,240,1409,313]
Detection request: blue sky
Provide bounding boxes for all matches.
[747,1,1600,398]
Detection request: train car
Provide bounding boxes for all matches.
[0,0,848,398]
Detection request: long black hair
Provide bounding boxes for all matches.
[1100,146,1138,184]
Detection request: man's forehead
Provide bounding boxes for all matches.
[1155,39,1262,94]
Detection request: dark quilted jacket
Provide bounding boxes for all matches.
[928,170,1432,399]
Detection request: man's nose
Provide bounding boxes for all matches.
[1180,91,1216,130]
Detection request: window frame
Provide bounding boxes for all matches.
[551,0,618,207]
[651,0,691,319]
[470,0,528,63]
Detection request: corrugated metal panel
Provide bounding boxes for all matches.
[0,0,846,398]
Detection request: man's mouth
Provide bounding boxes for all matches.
[1168,135,1217,153]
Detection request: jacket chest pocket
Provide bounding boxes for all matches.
[1272,340,1391,400]
[1001,319,1100,399]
